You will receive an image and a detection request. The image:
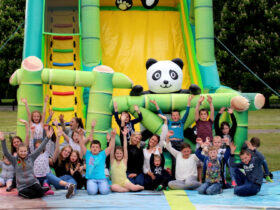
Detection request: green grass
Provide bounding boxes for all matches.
[0,109,279,171]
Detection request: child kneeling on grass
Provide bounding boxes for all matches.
[80,129,115,195]
[229,141,265,196]
[195,138,230,195]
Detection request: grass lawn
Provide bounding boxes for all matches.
[0,109,279,171]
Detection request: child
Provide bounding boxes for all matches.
[195,95,214,142]
[80,129,115,195]
[110,128,144,192]
[243,137,273,182]
[229,141,264,196]
[149,154,171,191]
[166,131,201,190]
[196,138,230,195]
[0,156,14,189]
[113,101,142,145]
[69,150,86,189]
[214,107,237,143]
[21,96,48,140]
[0,129,52,199]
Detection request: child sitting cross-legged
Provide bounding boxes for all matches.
[166,130,201,190]
[195,138,230,195]
[0,156,14,189]
[80,129,115,195]
[229,141,265,196]
[110,128,144,192]
[149,153,171,191]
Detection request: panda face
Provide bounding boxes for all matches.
[147,60,183,93]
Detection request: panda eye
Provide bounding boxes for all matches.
[152,70,161,80]
[169,70,178,80]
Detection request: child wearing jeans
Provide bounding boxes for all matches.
[166,130,201,190]
[195,95,214,142]
[80,130,115,195]
[0,156,14,189]
[196,139,230,195]
[229,141,264,196]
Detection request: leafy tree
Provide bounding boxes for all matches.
[213,0,280,106]
[0,0,25,100]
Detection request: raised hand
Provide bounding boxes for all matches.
[229,142,236,154]
[19,119,28,124]
[53,118,59,127]
[219,107,226,114]
[43,124,49,131]
[198,96,205,104]
[0,132,4,141]
[134,105,139,112]
[57,127,63,137]
[49,109,54,117]
[44,95,49,103]
[113,101,118,111]
[121,127,129,136]
[46,127,54,138]
[110,129,117,138]
[166,130,174,138]
[207,95,213,104]
[106,132,111,143]
[188,95,194,106]
[21,98,27,104]
[91,120,96,128]
[227,107,234,114]
[245,140,255,151]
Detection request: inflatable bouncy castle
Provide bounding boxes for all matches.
[10,0,265,155]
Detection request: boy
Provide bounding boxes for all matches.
[229,141,264,196]
[195,95,214,142]
[195,138,230,195]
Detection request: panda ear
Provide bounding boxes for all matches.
[172,58,184,69]
[146,58,158,70]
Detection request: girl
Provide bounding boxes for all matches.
[127,132,144,186]
[69,150,86,189]
[21,96,48,140]
[80,129,115,195]
[47,127,77,199]
[0,156,14,189]
[166,130,201,190]
[110,128,144,192]
[113,101,142,145]
[0,129,52,199]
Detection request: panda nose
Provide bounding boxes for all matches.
[163,80,169,84]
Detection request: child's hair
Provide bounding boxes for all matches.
[73,117,84,129]
[58,145,73,167]
[90,140,101,148]
[181,142,191,151]
[221,121,230,129]
[171,110,180,114]
[213,136,222,142]
[208,145,218,152]
[199,108,209,115]
[48,125,56,142]
[130,132,142,148]
[250,137,260,148]
[240,149,251,156]
[153,154,162,161]
[10,136,23,154]
[121,111,131,121]
[31,110,42,123]
[115,146,124,153]
[147,134,160,149]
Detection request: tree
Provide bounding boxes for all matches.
[0,0,25,100]
[213,0,280,106]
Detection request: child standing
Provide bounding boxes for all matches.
[0,156,14,189]
[196,138,230,195]
[80,130,115,195]
[195,95,214,142]
[0,130,52,199]
[110,128,144,192]
[149,154,171,191]
[166,131,201,190]
[113,102,142,145]
[21,96,48,140]
[229,141,264,196]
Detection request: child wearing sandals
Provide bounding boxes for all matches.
[110,127,144,192]
[0,129,52,199]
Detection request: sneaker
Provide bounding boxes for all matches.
[164,186,170,191]
[45,189,54,195]
[156,185,163,191]
[66,184,75,199]
[231,180,237,187]
[42,186,50,194]
[6,185,14,192]
[265,176,274,183]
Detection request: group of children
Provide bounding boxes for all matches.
[0,95,273,199]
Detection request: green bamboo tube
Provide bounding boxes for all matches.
[112,72,134,89]
[194,0,215,64]
[189,0,195,25]
[81,0,101,67]
[241,93,266,111]
[9,56,44,139]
